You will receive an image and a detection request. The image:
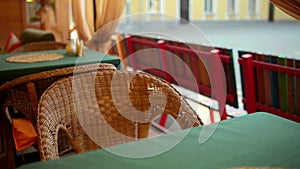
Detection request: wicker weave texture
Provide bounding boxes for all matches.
[10,41,66,53]
[0,63,116,168]
[0,63,116,125]
[37,70,203,160]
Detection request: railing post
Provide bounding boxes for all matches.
[240,54,257,113]
[158,40,170,127]
[210,49,227,120]
[126,35,138,71]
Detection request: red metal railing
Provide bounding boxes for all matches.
[126,35,237,124]
[239,54,300,122]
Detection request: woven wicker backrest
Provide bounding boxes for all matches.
[0,63,116,126]
[37,70,203,160]
[0,63,116,168]
[10,41,66,53]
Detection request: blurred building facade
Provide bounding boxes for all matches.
[120,0,295,22]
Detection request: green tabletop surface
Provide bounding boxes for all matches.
[0,49,120,85]
[18,112,300,169]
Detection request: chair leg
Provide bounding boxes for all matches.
[159,114,168,127]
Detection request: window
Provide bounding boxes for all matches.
[227,0,236,14]
[204,0,213,14]
[125,0,131,16]
[248,0,257,15]
[148,0,161,13]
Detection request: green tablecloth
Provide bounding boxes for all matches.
[18,112,300,169]
[0,49,120,85]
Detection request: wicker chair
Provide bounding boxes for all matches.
[0,63,116,169]
[10,41,66,53]
[0,63,116,125]
[37,70,203,161]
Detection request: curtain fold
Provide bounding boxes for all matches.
[270,0,300,20]
[87,0,126,53]
[72,0,125,53]
[85,0,95,35]
[72,0,92,41]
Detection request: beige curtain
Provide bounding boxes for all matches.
[270,0,300,20]
[71,0,92,41]
[72,0,125,53]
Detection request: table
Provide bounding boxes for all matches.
[18,112,300,169]
[0,49,121,85]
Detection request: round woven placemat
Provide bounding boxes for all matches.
[6,53,64,63]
